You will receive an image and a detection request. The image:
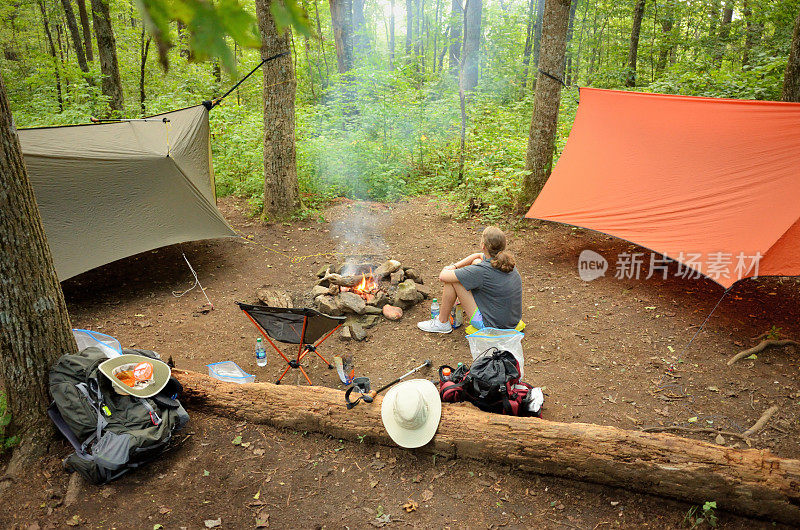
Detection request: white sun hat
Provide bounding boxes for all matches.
[381,379,442,448]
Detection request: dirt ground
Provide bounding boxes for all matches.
[2,195,798,529]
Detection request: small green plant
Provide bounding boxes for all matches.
[684,501,718,528]
[356,434,366,443]
[0,392,20,452]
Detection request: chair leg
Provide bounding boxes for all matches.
[313,349,333,369]
[297,365,313,386]
[275,365,291,385]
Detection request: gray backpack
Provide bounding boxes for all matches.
[49,347,189,484]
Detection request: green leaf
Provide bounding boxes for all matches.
[746,354,758,360]
[203,469,210,476]
[688,416,698,423]
[232,435,243,445]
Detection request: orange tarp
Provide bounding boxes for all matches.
[525,88,800,288]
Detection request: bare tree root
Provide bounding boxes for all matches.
[727,339,800,366]
[641,426,749,441]
[743,406,780,438]
[643,405,781,442]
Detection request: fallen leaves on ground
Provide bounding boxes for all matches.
[402,500,418,512]
[204,518,222,528]
[421,489,433,502]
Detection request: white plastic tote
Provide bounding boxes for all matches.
[466,328,525,378]
[72,329,122,358]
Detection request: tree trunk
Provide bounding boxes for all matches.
[313,0,330,83]
[448,0,462,74]
[714,0,734,66]
[389,0,395,69]
[625,0,646,87]
[37,0,64,112]
[89,0,124,116]
[459,0,481,91]
[60,0,91,79]
[521,0,570,206]
[519,0,535,89]
[656,0,674,74]
[531,0,545,73]
[352,0,368,58]
[330,0,354,72]
[783,7,800,102]
[255,0,301,218]
[563,0,578,85]
[139,27,150,116]
[75,0,93,61]
[742,0,760,66]
[172,370,800,525]
[0,72,77,474]
[405,0,413,57]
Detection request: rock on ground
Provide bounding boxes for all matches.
[394,280,419,308]
[316,295,342,316]
[382,305,403,320]
[337,292,366,315]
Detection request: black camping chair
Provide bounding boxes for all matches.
[236,302,346,385]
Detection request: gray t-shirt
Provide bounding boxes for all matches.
[455,258,522,329]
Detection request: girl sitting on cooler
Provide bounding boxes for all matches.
[418,226,523,334]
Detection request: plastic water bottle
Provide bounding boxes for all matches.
[430,298,440,320]
[255,338,267,367]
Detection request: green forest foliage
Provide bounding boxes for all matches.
[2,0,799,218]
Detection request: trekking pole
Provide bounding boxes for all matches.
[346,360,432,409]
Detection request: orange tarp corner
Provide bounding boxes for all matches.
[525,88,800,288]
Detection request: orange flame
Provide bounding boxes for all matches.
[354,268,377,295]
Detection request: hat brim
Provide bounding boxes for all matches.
[381,379,441,449]
[99,354,171,398]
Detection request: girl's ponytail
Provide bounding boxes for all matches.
[491,250,516,273]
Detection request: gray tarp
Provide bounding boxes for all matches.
[18,105,236,281]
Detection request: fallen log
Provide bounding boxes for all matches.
[173,370,800,525]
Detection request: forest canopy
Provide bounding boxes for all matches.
[2,0,799,219]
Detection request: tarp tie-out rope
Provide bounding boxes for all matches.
[236,233,342,264]
[538,68,568,89]
[678,287,731,356]
[209,51,290,109]
[172,251,214,309]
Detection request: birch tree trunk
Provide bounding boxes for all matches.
[0,72,77,474]
[60,0,91,79]
[89,0,124,115]
[459,0,481,91]
[521,0,570,206]
[625,0,646,87]
[255,0,301,218]
[75,0,93,61]
[783,7,800,102]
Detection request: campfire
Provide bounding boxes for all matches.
[307,259,430,341]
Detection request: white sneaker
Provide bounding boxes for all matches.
[417,317,452,334]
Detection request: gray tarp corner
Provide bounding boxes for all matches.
[18,105,237,281]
